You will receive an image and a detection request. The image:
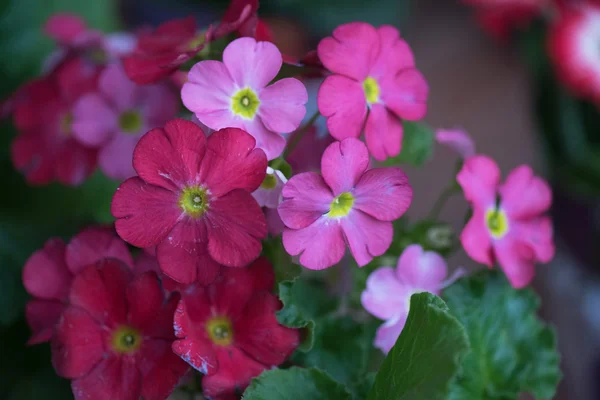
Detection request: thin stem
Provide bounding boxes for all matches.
[428,183,459,220]
[283,111,320,159]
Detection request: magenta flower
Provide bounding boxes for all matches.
[111,119,268,285]
[457,155,555,288]
[435,128,475,159]
[182,37,308,160]
[72,64,178,180]
[278,138,413,270]
[252,167,287,209]
[317,22,428,161]
[361,245,458,353]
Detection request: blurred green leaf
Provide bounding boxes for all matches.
[243,367,352,400]
[367,293,469,400]
[444,271,561,400]
[0,256,28,326]
[383,121,434,167]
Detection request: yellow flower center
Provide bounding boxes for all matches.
[206,316,233,346]
[111,326,142,354]
[485,208,509,239]
[363,76,380,104]
[261,173,278,189]
[327,192,355,218]
[187,32,207,51]
[231,87,260,120]
[119,110,142,134]
[179,185,209,218]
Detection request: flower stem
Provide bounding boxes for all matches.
[428,182,460,220]
[283,111,320,159]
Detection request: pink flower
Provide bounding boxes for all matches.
[172,258,299,399]
[111,119,268,285]
[72,64,178,180]
[182,37,308,160]
[457,155,555,288]
[435,128,476,159]
[361,244,458,353]
[52,259,189,400]
[548,4,600,103]
[278,138,413,270]
[252,167,287,208]
[317,22,428,161]
[22,227,133,344]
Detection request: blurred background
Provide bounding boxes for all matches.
[0,0,597,398]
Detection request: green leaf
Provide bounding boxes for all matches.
[383,121,434,167]
[293,315,377,385]
[242,367,352,400]
[276,278,338,352]
[444,271,561,400]
[367,293,470,400]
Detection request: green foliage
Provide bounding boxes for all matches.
[242,367,352,400]
[383,121,435,167]
[444,271,561,400]
[262,237,302,287]
[367,293,470,400]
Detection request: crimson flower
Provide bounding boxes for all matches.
[172,257,299,399]
[111,119,267,285]
[52,259,189,400]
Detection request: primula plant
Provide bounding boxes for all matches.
[1,1,563,399]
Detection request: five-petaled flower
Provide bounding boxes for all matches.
[182,37,308,160]
[278,138,413,270]
[457,155,555,288]
[317,22,428,161]
[111,119,268,285]
[172,257,299,399]
[52,259,189,400]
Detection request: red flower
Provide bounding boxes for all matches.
[213,0,260,40]
[172,258,299,399]
[549,3,600,103]
[111,119,268,285]
[11,58,99,186]
[52,259,189,400]
[22,227,133,344]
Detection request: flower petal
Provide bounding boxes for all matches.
[321,138,369,195]
[223,37,282,88]
[353,166,412,221]
[318,75,367,141]
[282,217,345,270]
[374,315,408,354]
[364,104,403,161]
[25,300,65,345]
[341,210,393,267]
[361,267,406,321]
[436,128,476,159]
[242,117,286,160]
[371,25,415,78]
[66,226,133,274]
[23,238,71,300]
[52,307,105,379]
[499,165,552,220]
[71,357,141,400]
[71,93,117,147]
[126,272,164,333]
[317,22,379,80]
[98,134,138,181]
[44,13,87,44]
[456,155,500,209]
[258,78,307,133]
[54,139,97,186]
[460,208,494,267]
[278,172,333,229]
[98,64,137,111]
[205,189,267,267]
[133,119,207,191]
[381,69,428,121]
[494,235,536,289]
[139,339,190,400]
[513,217,555,264]
[396,244,447,293]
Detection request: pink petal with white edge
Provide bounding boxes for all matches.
[370,25,415,79]
[361,267,406,320]
[381,69,428,121]
[341,210,393,266]
[364,103,403,161]
[499,165,552,220]
[223,37,282,88]
[396,244,447,293]
[436,128,476,159]
[258,78,308,133]
[99,64,137,112]
[456,155,500,209]
[278,172,333,230]
[374,314,408,354]
[318,75,367,141]
[172,338,218,375]
[282,217,345,270]
[353,166,413,221]
[71,93,118,147]
[112,177,182,248]
[99,134,138,180]
[513,217,555,264]
[494,235,536,289]
[182,60,236,129]
[242,117,287,160]
[321,138,369,195]
[460,208,494,267]
[317,22,379,81]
